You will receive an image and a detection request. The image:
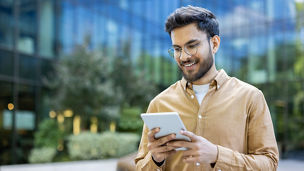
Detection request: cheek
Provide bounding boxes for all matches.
[175,58,181,65]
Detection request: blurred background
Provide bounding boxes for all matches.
[0,0,304,167]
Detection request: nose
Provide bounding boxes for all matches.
[179,49,192,61]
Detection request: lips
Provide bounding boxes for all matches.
[181,60,198,70]
[184,61,196,67]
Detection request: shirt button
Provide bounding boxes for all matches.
[191,95,194,99]
[198,115,202,119]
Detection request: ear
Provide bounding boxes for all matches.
[210,35,220,54]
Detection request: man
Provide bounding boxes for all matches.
[135,5,279,171]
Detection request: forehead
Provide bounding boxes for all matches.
[170,23,207,45]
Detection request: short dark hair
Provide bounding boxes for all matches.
[165,5,219,38]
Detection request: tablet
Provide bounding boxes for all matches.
[140,112,191,142]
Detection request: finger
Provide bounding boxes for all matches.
[148,127,160,142]
[182,150,199,158]
[167,140,192,148]
[183,156,200,163]
[153,144,176,153]
[180,130,198,141]
[163,149,177,157]
[155,134,176,146]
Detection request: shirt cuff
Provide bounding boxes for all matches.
[152,156,165,167]
[139,152,166,171]
[213,145,240,170]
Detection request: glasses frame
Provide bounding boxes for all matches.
[168,41,201,59]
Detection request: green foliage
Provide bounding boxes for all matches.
[28,147,56,163]
[34,119,64,148]
[67,132,139,160]
[67,132,103,160]
[100,132,139,158]
[44,37,122,129]
[111,56,157,109]
[118,107,143,135]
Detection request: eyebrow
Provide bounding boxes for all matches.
[172,39,200,48]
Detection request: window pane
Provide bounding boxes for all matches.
[17,0,37,55]
[18,55,38,81]
[39,0,55,58]
[0,81,13,165]
[0,49,13,76]
[17,84,35,131]
[0,0,14,49]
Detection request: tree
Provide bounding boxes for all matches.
[44,37,121,130]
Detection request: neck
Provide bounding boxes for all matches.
[192,65,218,85]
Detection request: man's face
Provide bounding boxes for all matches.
[170,23,214,83]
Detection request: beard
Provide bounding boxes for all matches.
[178,45,214,83]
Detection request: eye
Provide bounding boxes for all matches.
[174,47,182,52]
[187,43,199,49]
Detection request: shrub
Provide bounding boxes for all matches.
[67,132,139,160]
[100,132,139,158]
[118,107,143,135]
[67,132,103,160]
[34,119,65,148]
[28,147,56,163]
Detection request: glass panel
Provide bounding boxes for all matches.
[18,54,38,81]
[39,0,55,58]
[17,0,37,55]
[0,0,14,49]
[40,58,53,82]
[16,84,35,163]
[0,49,13,76]
[0,81,13,165]
[17,84,35,130]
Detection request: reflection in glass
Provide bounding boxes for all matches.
[0,81,13,165]
[17,0,37,54]
[0,0,14,49]
[39,0,55,58]
[18,54,38,81]
[0,50,13,76]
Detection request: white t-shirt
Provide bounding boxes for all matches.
[192,84,210,105]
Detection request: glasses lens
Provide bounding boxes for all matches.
[185,45,198,56]
[168,48,175,58]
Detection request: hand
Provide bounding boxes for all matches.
[167,130,218,164]
[147,128,177,163]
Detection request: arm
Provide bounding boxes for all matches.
[168,90,279,171]
[135,101,176,171]
[214,90,279,170]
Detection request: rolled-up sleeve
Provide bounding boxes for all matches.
[213,90,279,171]
[135,100,166,171]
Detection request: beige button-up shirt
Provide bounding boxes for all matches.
[135,69,279,171]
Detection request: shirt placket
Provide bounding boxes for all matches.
[195,85,216,171]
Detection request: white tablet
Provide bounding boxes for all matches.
[140,112,191,142]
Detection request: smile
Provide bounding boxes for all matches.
[184,62,196,67]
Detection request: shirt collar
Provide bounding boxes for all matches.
[181,69,229,91]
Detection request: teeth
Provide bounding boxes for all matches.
[184,62,195,67]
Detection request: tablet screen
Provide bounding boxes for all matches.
[141,112,191,142]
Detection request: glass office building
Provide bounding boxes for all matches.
[0,0,303,164]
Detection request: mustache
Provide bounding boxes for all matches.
[180,58,199,66]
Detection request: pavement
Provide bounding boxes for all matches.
[0,159,303,171]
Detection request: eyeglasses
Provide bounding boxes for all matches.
[168,42,200,59]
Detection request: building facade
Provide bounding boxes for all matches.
[0,0,303,164]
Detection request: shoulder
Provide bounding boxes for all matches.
[229,77,261,95]
[228,77,266,110]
